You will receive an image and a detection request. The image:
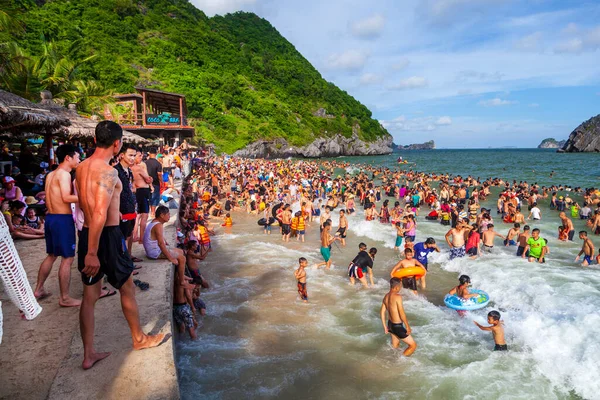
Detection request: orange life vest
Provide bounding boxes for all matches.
[197,225,210,245]
[222,217,232,227]
[291,217,298,230]
[297,217,305,231]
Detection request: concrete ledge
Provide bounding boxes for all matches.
[0,211,180,400]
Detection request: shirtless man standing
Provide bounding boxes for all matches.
[445,221,471,260]
[380,277,417,356]
[316,220,338,269]
[132,150,152,244]
[34,144,81,307]
[281,205,292,242]
[76,121,164,370]
[559,212,575,241]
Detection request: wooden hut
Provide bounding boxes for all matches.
[0,89,70,133]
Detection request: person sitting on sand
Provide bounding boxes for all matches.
[3,200,45,240]
[144,206,187,281]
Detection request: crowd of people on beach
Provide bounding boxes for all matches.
[9,119,600,367]
[171,152,599,355]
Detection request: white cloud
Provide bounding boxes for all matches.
[478,98,517,107]
[325,49,369,70]
[456,70,504,82]
[388,76,428,90]
[554,38,583,54]
[436,116,452,125]
[514,32,543,52]
[381,115,452,132]
[350,14,386,39]
[359,73,382,85]
[529,103,540,108]
[190,0,257,16]
[561,23,579,35]
[392,58,410,71]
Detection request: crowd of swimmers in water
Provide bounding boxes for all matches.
[175,156,600,354]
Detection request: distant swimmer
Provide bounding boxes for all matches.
[380,277,417,356]
[474,310,507,351]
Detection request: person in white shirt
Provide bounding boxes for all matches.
[528,203,542,220]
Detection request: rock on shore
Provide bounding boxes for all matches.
[538,138,566,149]
[560,114,600,152]
[397,140,435,150]
[233,129,394,158]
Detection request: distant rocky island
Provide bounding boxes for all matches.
[397,140,435,150]
[559,114,600,152]
[538,138,566,149]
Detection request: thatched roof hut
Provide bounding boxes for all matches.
[37,92,150,145]
[0,89,70,133]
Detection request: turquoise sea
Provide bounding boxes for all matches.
[176,149,600,400]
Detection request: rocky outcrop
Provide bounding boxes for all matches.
[312,108,335,119]
[398,140,435,150]
[233,130,394,159]
[561,115,600,152]
[538,138,566,149]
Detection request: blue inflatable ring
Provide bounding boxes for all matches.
[444,289,490,311]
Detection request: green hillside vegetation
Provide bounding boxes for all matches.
[2,0,389,153]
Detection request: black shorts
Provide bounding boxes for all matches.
[282,224,291,235]
[337,227,347,238]
[494,344,508,351]
[136,187,151,214]
[568,230,575,241]
[466,247,478,256]
[212,185,219,194]
[516,246,529,257]
[388,320,408,339]
[78,226,134,289]
[402,277,418,291]
[119,219,136,239]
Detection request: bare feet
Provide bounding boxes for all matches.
[34,290,52,300]
[82,351,111,370]
[59,297,82,307]
[133,333,167,350]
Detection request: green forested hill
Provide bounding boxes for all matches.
[4,0,390,153]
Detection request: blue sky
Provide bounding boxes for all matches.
[192,0,600,148]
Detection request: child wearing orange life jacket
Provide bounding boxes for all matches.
[195,222,211,252]
[222,213,233,227]
[558,225,568,241]
[295,211,306,242]
[290,212,299,238]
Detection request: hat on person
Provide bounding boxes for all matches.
[4,176,14,184]
[157,154,163,158]
[25,196,38,205]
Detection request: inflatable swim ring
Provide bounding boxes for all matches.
[257,217,276,226]
[444,289,490,311]
[391,266,426,280]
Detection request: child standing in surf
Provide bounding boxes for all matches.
[474,310,507,351]
[294,257,308,303]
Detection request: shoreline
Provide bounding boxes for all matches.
[0,210,181,400]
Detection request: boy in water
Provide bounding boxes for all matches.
[523,228,546,263]
[294,257,308,302]
[316,221,338,269]
[394,221,404,251]
[380,278,417,356]
[481,224,506,253]
[173,269,198,340]
[504,223,520,246]
[516,225,530,257]
[336,209,348,247]
[390,248,426,295]
[474,310,507,351]
[575,231,595,266]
